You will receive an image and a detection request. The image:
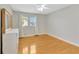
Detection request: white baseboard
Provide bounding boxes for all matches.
[20,33,47,37]
[48,34,79,47]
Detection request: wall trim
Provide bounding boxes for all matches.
[20,33,47,37]
[48,34,79,47]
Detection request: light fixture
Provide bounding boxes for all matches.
[37,4,49,12]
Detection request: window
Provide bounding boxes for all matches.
[21,16,28,27]
[21,15,37,27]
[29,16,37,26]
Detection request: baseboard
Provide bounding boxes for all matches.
[20,33,47,37]
[48,34,79,47]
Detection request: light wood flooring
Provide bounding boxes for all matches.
[18,34,79,54]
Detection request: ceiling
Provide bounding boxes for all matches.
[10,4,70,14]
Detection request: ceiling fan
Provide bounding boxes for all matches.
[37,4,49,12]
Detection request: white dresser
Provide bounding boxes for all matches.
[3,29,19,54]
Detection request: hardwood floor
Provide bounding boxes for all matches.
[18,34,79,54]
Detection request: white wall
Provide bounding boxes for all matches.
[47,5,79,44]
[12,11,46,37]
